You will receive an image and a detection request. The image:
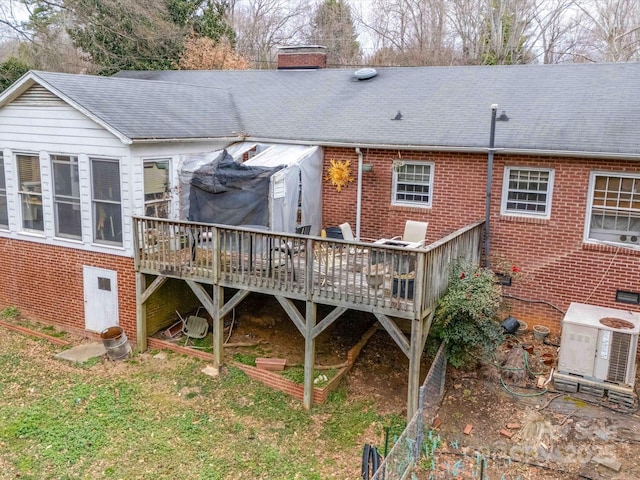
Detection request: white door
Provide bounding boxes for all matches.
[83,266,119,332]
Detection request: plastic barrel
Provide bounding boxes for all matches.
[100,326,132,361]
[324,227,343,239]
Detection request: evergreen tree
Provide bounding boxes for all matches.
[0,57,30,93]
[308,0,361,67]
[20,0,238,74]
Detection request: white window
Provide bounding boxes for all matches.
[17,154,43,231]
[586,172,640,246]
[0,153,7,229]
[143,159,170,218]
[392,161,433,207]
[92,158,122,245]
[52,155,81,238]
[501,167,554,218]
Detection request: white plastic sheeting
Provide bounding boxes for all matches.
[243,144,322,235]
[178,143,323,235]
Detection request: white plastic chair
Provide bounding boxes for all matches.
[339,222,355,241]
[339,223,376,243]
[393,220,428,246]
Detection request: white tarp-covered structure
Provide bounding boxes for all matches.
[178,143,322,235]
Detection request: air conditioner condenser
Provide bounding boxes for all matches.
[554,302,640,407]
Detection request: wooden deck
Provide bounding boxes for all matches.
[135,218,484,319]
[133,216,484,417]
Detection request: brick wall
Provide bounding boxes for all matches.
[145,276,200,336]
[322,147,640,333]
[0,238,138,340]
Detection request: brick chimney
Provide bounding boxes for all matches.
[277,45,327,70]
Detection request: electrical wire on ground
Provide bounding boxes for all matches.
[224,307,236,344]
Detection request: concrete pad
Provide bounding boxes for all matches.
[55,342,106,363]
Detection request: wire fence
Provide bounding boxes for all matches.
[371,342,448,480]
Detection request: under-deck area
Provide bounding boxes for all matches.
[134,217,484,417]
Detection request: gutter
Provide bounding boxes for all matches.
[242,137,640,160]
[131,136,244,144]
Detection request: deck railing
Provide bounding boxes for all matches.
[134,217,484,319]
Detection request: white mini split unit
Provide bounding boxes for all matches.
[554,302,640,407]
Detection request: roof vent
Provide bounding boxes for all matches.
[354,68,377,80]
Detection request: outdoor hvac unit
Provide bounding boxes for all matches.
[557,302,640,388]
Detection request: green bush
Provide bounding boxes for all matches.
[1,306,20,320]
[431,260,505,368]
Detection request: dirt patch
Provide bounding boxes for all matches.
[219,294,435,416]
[419,332,640,479]
[152,294,640,479]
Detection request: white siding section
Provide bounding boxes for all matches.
[40,152,54,237]
[0,89,235,257]
[0,88,133,257]
[78,154,93,245]
[2,148,18,230]
[0,88,127,156]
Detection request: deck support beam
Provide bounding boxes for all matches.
[311,306,347,339]
[374,312,410,358]
[136,274,168,352]
[136,272,147,352]
[275,296,305,334]
[303,300,317,409]
[219,290,250,319]
[211,285,224,368]
[407,316,425,419]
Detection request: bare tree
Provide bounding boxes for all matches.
[476,0,537,65]
[528,0,579,63]
[448,0,486,64]
[363,0,454,65]
[572,0,640,62]
[0,0,32,40]
[233,0,308,68]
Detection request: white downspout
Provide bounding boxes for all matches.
[355,147,363,240]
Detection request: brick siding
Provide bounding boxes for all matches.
[322,147,640,333]
[0,239,138,340]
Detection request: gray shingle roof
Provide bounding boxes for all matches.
[31,71,244,140]
[13,63,640,155]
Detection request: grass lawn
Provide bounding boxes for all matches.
[0,328,401,479]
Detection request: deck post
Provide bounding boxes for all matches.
[303,300,317,409]
[135,272,147,352]
[212,285,224,368]
[407,315,425,420]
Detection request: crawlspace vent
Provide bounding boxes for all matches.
[607,331,631,384]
